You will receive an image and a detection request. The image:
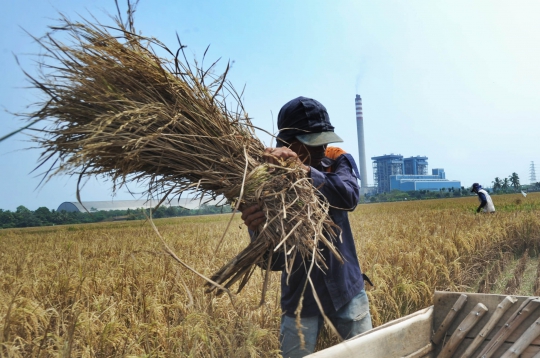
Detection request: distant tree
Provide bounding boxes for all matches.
[34,207,52,225]
[0,209,16,228]
[509,172,520,191]
[15,205,41,227]
[492,177,502,192]
[165,206,178,217]
[152,206,168,218]
[502,178,510,191]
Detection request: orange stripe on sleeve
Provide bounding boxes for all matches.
[325,146,347,160]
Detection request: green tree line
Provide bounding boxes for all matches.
[491,173,540,193]
[0,204,231,229]
[492,172,522,193]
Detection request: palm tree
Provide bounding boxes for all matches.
[492,177,502,192]
[509,172,520,191]
[502,178,510,192]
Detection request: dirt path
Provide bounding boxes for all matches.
[474,251,540,296]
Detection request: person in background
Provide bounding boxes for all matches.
[240,97,373,358]
[471,183,496,213]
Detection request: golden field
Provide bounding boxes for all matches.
[2,193,540,357]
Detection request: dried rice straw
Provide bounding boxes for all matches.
[6,2,343,301]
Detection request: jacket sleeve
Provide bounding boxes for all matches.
[478,192,487,209]
[309,154,360,211]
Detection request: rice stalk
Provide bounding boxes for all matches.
[9,2,342,298]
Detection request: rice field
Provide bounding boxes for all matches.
[2,193,540,357]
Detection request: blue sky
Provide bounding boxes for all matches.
[1,1,539,210]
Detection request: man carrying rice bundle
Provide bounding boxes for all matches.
[241,97,373,357]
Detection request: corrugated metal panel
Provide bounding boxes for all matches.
[56,198,224,212]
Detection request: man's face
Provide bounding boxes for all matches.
[288,139,326,168]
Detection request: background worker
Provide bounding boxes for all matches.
[240,97,372,357]
[471,182,496,213]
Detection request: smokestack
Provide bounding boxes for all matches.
[355,94,368,188]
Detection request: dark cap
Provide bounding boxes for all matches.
[276,97,343,147]
[471,183,480,192]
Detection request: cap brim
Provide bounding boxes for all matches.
[296,131,343,147]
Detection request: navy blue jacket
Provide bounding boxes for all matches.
[477,186,488,209]
[253,153,365,317]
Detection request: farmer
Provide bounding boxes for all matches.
[240,97,372,357]
[471,183,496,213]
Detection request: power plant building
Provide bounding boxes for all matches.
[404,156,428,175]
[371,154,404,193]
[371,154,461,193]
[353,93,461,195]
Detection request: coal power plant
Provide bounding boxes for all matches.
[354,94,461,194]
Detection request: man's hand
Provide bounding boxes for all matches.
[263,147,309,172]
[240,204,266,231]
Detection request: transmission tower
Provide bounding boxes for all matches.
[531,161,537,184]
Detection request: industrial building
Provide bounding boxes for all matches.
[404,156,428,175]
[371,154,404,193]
[354,93,461,195]
[371,154,461,193]
[390,168,461,192]
[57,198,222,213]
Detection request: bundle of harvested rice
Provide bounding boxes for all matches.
[8,4,342,298]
